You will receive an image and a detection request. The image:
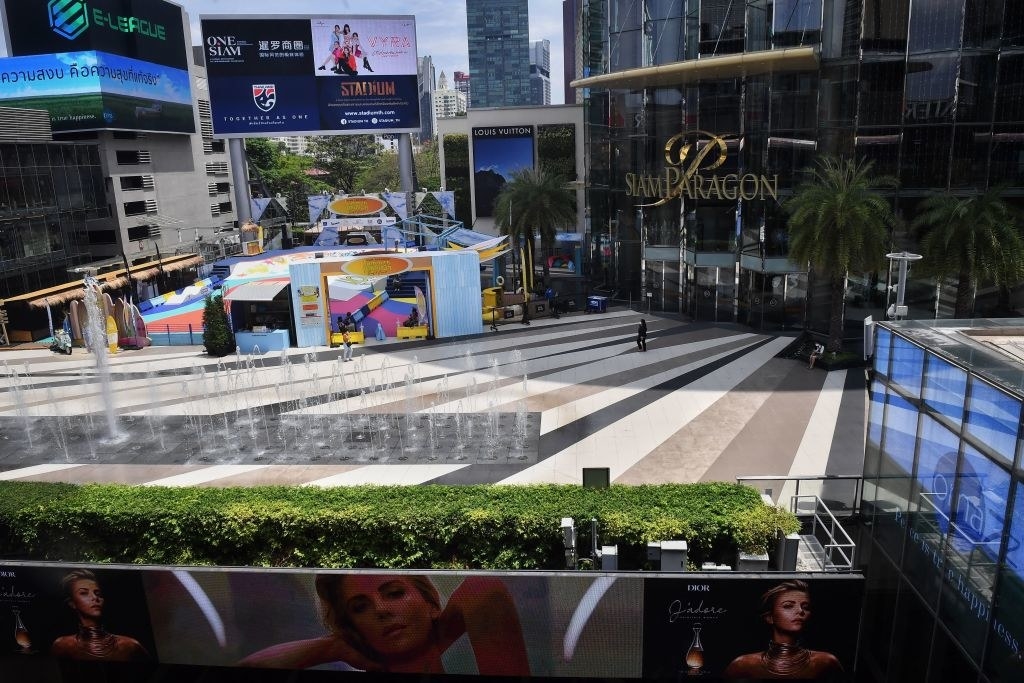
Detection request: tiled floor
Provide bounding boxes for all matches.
[0,309,866,494]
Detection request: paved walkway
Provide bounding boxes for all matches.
[0,309,866,498]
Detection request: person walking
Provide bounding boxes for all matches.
[521,302,531,325]
[637,318,647,351]
[342,329,354,362]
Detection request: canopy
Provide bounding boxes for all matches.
[225,280,290,302]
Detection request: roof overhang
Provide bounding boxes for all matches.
[225,280,291,302]
[570,46,819,91]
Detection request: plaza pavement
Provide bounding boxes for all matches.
[0,309,866,501]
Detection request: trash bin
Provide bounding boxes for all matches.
[586,295,608,313]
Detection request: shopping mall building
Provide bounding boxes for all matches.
[572,1,1024,331]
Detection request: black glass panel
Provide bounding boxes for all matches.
[888,580,935,683]
[958,54,998,123]
[773,0,822,47]
[989,125,1024,185]
[856,128,901,178]
[996,54,1024,122]
[949,126,992,188]
[928,625,981,682]
[699,0,745,55]
[985,482,1024,681]
[964,0,1005,49]
[1003,0,1024,47]
[859,59,907,125]
[857,550,901,678]
[862,0,910,53]
[904,53,959,125]
[820,64,858,126]
[902,126,954,189]
[771,72,818,129]
[909,0,965,53]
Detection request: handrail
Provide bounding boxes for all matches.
[793,494,857,571]
[736,474,863,515]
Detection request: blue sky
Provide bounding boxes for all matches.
[172,0,567,103]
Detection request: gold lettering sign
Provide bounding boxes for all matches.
[341,256,412,278]
[626,131,778,206]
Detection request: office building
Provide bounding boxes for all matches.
[530,39,552,106]
[466,0,531,108]
[418,55,437,143]
[453,70,472,105]
[434,72,468,120]
[562,0,583,105]
[270,137,312,156]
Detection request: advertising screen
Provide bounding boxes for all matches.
[200,15,420,137]
[0,561,864,680]
[472,126,535,217]
[1,0,189,71]
[0,50,194,133]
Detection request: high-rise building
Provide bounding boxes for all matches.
[529,39,551,106]
[466,0,531,108]
[270,137,312,156]
[418,56,437,143]
[562,0,583,104]
[433,72,468,120]
[453,71,472,105]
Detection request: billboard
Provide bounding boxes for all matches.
[200,15,420,137]
[0,50,195,133]
[0,0,190,71]
[0,561,864,680]
[472,125,535,217]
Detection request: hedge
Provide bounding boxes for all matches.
[0,482,798,569]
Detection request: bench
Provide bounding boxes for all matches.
[396,325,429,340]
[330,330,365,347]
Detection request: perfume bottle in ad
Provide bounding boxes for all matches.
[13,608,31,654]
[684,624,704,675]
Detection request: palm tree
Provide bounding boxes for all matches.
[786,156,897,352]
[493,167,577,290]
[910,185,1024,318]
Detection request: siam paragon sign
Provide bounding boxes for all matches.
[626,131,778,206]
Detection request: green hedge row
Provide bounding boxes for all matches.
[0,482,798,569]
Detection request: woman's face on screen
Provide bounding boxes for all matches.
[768,589,811,634]
[341,576,438,659]
[68,579,104,620]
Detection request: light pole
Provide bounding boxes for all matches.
[885,251,922,320]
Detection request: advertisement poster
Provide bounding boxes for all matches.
[1,0,190,70]
[297,285,323,327]
[642,576,863,680]
[472,126,535,217]
[0,564,156,664]
[0,51,194,133]
[200,15,420,136]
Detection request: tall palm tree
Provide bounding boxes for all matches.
[910,185,1024,318]
[493,167,577,290]
[786,156,897,352]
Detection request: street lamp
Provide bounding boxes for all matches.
[885,251,922,320]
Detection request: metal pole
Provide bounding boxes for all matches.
[229,138,253,225]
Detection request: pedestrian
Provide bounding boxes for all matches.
[521,303,531,325]
[342,329,354,362]
[808,341,825,369]
[490,308,499,332]
[637,318,647,351]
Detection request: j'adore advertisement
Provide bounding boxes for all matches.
[642,576,863,680]
[200,15,420,136]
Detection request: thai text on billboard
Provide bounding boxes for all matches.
[200,15,420,137]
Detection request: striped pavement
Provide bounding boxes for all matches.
[0,310,866,491]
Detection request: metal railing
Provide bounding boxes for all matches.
[792,495,857,571]
[736,474,863,516]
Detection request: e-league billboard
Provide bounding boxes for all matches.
[0,0,190,70]
[200,15,420,137]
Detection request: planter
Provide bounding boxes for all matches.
[736,552,770,571]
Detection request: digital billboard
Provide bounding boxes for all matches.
[200,15,420,137]
[0,50,195,133]
[0,0,190,71]
[472,126,535,217]
[0,561,864,680]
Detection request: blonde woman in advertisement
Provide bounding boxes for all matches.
[51,569,150,662]
[239,574,529,675]
[723,580,842,680]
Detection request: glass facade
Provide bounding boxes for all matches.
[863,320,1024,682]
[466,0,532,108]
[582,0,1024,330]
[0,142,108,298]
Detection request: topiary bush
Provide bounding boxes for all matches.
[202,292,235,357]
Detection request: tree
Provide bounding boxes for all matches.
[244,139,330,224]
[202,293,235,357]
[910,185,1024,318]
[493,167,577,289]
[786,156,897,352]
[309,135,380,194]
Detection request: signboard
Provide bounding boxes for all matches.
[0,0,190,71]
[472,125,535,217]
[199,15,420,137]
[0,50,194,133]
[0,562,863,680]
[328,195,388,216]
[341,255,411,278]
[296,284,323,327]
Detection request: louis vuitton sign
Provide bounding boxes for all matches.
[625,131,778,206]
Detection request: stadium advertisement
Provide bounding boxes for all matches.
[0,561,864,680]
[0,0,190,71]
[200,15,420,137]
[0,50,195,133]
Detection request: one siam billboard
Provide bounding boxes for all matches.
[0,50,195,133]
[0,561,865,680]
[472,125,535,217]
[0,0,190,71]
[200,15,420,137]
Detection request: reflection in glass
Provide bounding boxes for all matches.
[965,379,1021,464]
[891,335,925,399]
[908,0,965,52]
[923,353,967,427]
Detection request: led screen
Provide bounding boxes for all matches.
[472,126,535,218]
[0,51,194,133]
[200,15,420,136]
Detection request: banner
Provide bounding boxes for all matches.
[249,197,273,222]
[433,190,456,219]
[472,126,534,217]
[200,15,420,137]
[306,194,330,225]
[0,562,863,680]
[0,51,194,133]
[382,191,409,219]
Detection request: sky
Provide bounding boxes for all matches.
[172,0,567,104]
